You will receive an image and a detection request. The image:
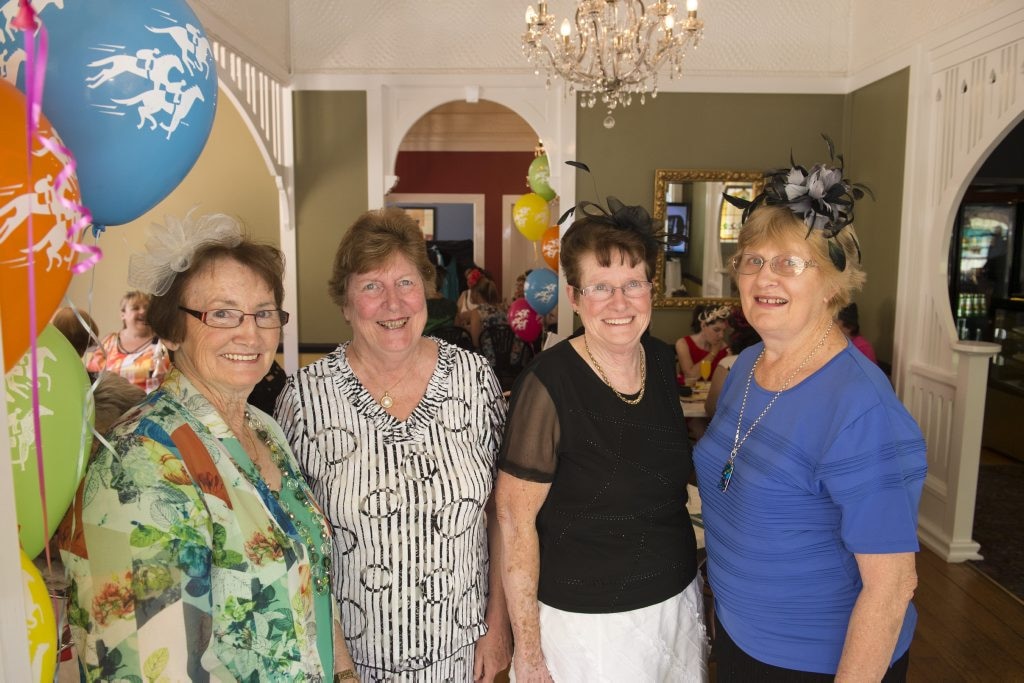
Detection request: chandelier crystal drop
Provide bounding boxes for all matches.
[523,0,704,128]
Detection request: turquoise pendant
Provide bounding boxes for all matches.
[719,459,735,492]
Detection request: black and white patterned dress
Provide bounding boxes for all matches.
[275,340,506,681]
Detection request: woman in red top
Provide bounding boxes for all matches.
[675,303,731,384]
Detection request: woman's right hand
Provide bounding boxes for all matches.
[513,653,555,682]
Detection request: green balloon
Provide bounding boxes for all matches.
[528,154,556,202]
[7,324,94,557]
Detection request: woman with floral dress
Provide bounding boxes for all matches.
[59,212,354,682]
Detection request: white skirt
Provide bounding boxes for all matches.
[512,575,709,682]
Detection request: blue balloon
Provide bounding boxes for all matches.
[524,267,559,316]
[2,0,218,227]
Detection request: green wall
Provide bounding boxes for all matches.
[577,93,846,344]
[844,69,910,366]
[293,90,368,345]
[289,84,911,356]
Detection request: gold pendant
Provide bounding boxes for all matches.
[380,391,394,409]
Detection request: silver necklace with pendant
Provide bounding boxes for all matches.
[719,319,834,493]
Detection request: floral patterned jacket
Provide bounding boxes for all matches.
[58,370,329,682]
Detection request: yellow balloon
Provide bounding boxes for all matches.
[513,192,551,242]
[20,550,57,683]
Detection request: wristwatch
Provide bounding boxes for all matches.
[334,669,358,682]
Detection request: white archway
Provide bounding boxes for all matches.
[896,3,1024,561]
[367,76,578,333]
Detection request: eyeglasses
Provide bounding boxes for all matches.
[179,306,290,328]
[574,280,654,301]
[731,253,817,277]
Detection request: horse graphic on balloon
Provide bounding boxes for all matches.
[0,4,219,678]
[85,20,213,140]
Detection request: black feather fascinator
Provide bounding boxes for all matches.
[558,160,671,258]
[724,134,873,271]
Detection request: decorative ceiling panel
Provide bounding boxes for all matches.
[288,0,852,77]
[849,0,1001,74]
[191,0,291,74]
[291,1,526,74]
[189,0,992,82]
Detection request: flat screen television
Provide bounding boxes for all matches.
[665,202,690,254]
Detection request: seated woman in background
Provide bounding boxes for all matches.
[837,302,877,363]
[85,290,170,391]
[455,266,485,326]
[51,307,99,358]
[675,303,731,385]
[425,264,459,334]
[460,274,504,346]
[704,309,762,419]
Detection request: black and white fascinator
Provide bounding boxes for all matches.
[724,135,872,271]
[558,160,675,257]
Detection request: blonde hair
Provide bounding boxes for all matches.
[735,205,865,316]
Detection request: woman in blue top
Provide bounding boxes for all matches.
[694,139,927,681]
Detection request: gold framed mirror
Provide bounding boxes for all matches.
[652,169,764,308]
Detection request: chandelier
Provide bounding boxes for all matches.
[523,0,703,128]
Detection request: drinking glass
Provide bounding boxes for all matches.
[699,358,712,382]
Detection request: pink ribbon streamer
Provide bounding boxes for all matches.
[14,0,100,572]
[16,1,50,571]
[20,7,100,275]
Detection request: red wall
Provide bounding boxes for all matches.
[394,151,536,289]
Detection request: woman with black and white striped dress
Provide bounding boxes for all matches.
[275,208,511,683]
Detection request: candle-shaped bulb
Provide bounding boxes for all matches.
[560,18,572,38]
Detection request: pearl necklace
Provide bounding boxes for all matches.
[583,335,646,406]
[245,411,332,593]
[718,319,834,493]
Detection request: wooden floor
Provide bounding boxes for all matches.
[908,547,1024,682]
[703,546,1024,682]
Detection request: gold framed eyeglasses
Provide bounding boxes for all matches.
[179,306,290,328]
[731,254,817,277]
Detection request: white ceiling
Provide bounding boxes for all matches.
[190,0,1003,82]
[187,0,1006,151]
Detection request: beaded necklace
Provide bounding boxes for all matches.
[244,411,332,594]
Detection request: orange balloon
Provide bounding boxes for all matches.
[541,225,560,271]
[0,80,82,371]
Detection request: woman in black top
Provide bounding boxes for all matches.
[495,202,707,682]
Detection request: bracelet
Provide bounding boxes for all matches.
[334,669,358,682]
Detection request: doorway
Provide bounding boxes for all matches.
[388,100,545,295]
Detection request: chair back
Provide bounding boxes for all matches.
[479,323,533,390]
[430,325,474,351]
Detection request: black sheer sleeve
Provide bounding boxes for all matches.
[497,370,560,483]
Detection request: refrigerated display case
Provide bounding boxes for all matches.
[949,190,1024,397]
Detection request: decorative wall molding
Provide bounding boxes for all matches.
[896,3,1024,561]
[209,33,300,373]
[210,33,290,178]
